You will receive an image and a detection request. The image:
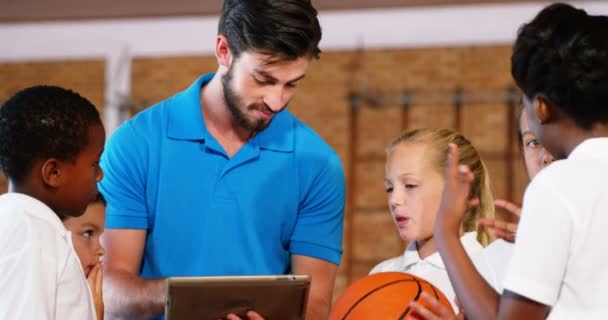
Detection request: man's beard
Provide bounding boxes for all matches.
[221,66,284,133]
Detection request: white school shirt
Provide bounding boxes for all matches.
[0,193,96,320]
[369,232,483,312]
[503,138,608,319]
[472,238,514,294]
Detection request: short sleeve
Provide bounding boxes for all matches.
[99,122,150,229]
[289,152,345,265]
[502,175,573,306]
[369,259,395,275]
[0,217,55,319]
[472,239,514,294]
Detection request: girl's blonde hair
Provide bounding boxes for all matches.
[387,128,495,247]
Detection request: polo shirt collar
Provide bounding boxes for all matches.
[568,137,608,160]
[167,73,214,141]
[401,232,481,270]
[167,73,294,152]
[2,192,67,234]
[250,110,294,152]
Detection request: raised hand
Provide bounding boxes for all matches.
[478,199,521,243]
[435,143,478,236]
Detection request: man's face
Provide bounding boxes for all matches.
[221,51,310,133]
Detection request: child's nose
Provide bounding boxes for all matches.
[97,243,105,257]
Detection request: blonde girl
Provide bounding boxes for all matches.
[370,128,495,312]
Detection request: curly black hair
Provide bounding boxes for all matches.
[511,3,608,130]
[0,85,102,184]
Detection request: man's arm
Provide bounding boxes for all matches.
[102,229,165,319]
[291,254,338,320]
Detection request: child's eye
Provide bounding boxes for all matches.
[83,230,93,238]
[526,139,540,148]
[385,187,393,193]
[405,184,418,189]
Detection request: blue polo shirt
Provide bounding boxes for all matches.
[100,73,344,281]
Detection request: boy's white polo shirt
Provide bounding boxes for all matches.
[369,232,483,312]
[472,238,514,294]
[0,193,96,320]
[503,138,608,319]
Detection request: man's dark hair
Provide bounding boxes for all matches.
[218,0,322,61]
[0,85,102,184]
[511,3,608,129]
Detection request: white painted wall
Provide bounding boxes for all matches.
[1,1,606,132]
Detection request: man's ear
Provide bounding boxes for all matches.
[216,34,233,68]
[41,158,63,188]
[534,95,554,125]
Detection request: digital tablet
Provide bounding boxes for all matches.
[165,275,310,320]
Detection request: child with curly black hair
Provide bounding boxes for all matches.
[432,3,608,320]
[0,85,105,319]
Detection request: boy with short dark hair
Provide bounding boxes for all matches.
[63,193,108,320]
[0,85,105,319]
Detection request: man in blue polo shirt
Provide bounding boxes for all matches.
[99,1,344,319]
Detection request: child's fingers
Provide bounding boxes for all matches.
[419,292,453,317]
[467,198,480,209]
[493,228,516,243]
[457,165,474,184]
[494,199,522,218]
[478,218,518,242]
[95,263,103,297]
[246,311,264,320]
[406,292,453,320]
[479,217,517,232]
[406,302,441,320]
[87,263,99,286]
[446,144,460,182]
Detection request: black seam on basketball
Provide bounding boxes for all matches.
[340,279,420,320]
[398,278,422,320]
[428,281,440,299]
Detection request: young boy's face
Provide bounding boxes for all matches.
[58,123,105,218]
[63,201,106,276]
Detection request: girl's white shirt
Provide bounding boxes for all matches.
[370,232,483,312]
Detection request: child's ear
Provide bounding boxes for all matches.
[41,158,63,187]
[534,96,553,125]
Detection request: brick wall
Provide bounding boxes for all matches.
[1,46,529,300]
[129,46,529,299]
[0,60,105,194]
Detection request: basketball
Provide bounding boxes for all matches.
[330,272,454,320]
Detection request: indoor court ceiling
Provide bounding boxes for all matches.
[1,0,567,22]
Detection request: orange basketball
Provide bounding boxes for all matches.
[330,272,454,320]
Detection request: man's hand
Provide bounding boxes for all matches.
[478,199,521,243]
[87,262,104,320]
